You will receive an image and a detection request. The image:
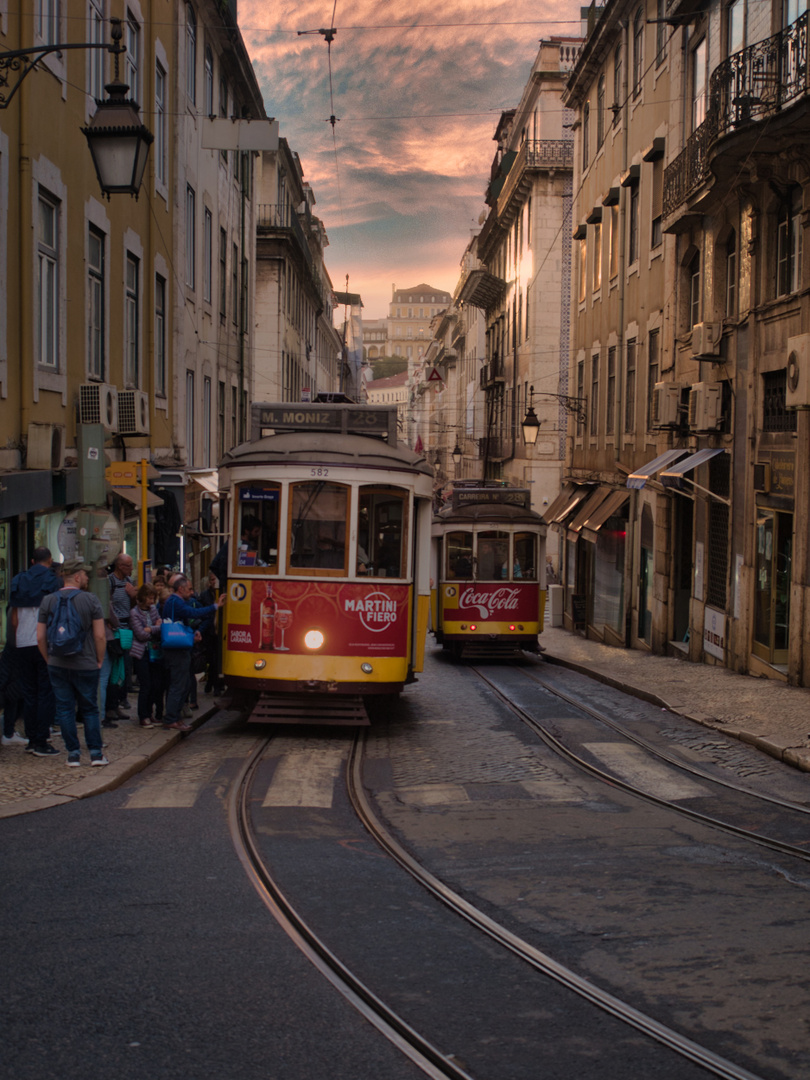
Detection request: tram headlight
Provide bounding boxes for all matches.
[361,663,373,674]
[254,659,267,670]
[304,630,324,650]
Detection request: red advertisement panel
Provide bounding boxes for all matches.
[227,580,410,656]
[442,582,539,622]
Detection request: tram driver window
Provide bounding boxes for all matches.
[513,533,536,580]
[357,487,407,578]
[235,483,279,571]
[446,532,473,579]
[289,481,348,575]
[477,531,510,580]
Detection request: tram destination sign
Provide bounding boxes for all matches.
[251,402,397,445]
[452,488,532,510]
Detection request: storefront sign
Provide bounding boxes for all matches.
[770,451,795,497]
[704,607,726,660]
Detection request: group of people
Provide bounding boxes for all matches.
[0,549,225,767]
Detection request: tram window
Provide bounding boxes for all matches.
[477,531,510,580]
[446,532,473,579]
[289,481,348,575]
[514,533,536,580]
[358,487,408,578]
[234,483,279,572]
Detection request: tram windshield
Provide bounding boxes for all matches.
[234,482,279,571]
[513,533,537,580]
[289,481,348,575]
[446,532,474,579]
[358,486,408,578]
[476,531,510,580]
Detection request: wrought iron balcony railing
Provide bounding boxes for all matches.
[664,12,809,216]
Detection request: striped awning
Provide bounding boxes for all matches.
[660,448,725,489]
[580,490,630,542]
[626,448,690,489]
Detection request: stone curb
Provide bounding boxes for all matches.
[542,651,810,774]
[0,706,217,820]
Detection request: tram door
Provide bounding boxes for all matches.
[753,510,792,667]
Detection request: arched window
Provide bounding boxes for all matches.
[186,4,197,102]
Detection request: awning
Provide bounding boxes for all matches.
[567,486,613,541]
[581,490,630,542]
[110,485,164,509]
[660,447,725,489]
[544,483,595,529]
[188,473,219,494]
[627,448,690,489]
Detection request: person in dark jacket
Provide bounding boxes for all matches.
[9,548,61,756]
[161,576,224,731]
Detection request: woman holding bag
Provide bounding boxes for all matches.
[160,576,224,732]
[130,584,164,728]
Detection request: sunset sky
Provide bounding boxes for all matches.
[240,1,582,321]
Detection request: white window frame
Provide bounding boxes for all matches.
[155,271,167,399]
[124,252,139,387]
[186,4,197,103]
[186,185,196,289]
[125,8,140,107]
[186,370,196,467]
[87,0,106,114]
[203,206,212,303]
[154,59,168,193]
[88,225,105,379]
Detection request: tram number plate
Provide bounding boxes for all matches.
[310,467,329,477]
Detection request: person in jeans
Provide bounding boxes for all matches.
[108,553,137,712]
[9,546,60,756]
[37,559,107,767]
[130,584,163,727]
[161,575,224,732]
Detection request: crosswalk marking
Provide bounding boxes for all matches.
[583,742,710,801]
[396,783,470,806]
[123,782,202,808]
[262,745,346,808]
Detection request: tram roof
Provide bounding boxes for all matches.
[220,430,434,477]
[433,501,547,527]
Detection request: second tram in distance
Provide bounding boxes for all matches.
[216,402,434,713]
[431,482,547,659]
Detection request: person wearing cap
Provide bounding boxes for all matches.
[36,559,108,767]
[8,547,61,756]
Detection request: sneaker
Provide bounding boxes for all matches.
[139,718,156,728]
[102,720,118,729]
[118,700,132,713]
[181,705,193,718]
[2,732,28,746]
[25,742,36,754]
[163,721,192,732]
[66,753,81,767]
[90,755,110,767]
[31,743,60,757]
[116,707,130,718]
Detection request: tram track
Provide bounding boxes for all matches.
[227,717,768,1080]
[469,662,810,864]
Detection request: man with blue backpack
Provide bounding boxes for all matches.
[36,558,108,767]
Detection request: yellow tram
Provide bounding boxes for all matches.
[431,483,548,659]
[217,403,434,707]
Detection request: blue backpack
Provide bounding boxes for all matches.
[46,590,88,657]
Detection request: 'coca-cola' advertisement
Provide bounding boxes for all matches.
[227,580,410,656]
[441,582,540,622]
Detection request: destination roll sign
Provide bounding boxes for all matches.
[251,402,398,444]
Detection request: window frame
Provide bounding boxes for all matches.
[87,225,105,379]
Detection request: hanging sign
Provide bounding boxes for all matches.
[427,367,444,383]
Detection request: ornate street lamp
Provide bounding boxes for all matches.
[452,442,462,467]
[82,20,153,198]
[0,18,152,198]
[521,385,541,446]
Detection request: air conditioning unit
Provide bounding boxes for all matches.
[118,389,151,436]
[786,334,810,408]
[79,383,118,433]
[691,322,721,358]
[753,462,771,493]
[651,382,681,428]
[688,382,723,432]
[26,422,65,470]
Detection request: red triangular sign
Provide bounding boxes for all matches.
[427,366,443,382]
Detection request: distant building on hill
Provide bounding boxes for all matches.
[387,283,452,365]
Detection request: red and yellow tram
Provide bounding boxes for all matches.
[217,403,434,706]
[431,483,547,659]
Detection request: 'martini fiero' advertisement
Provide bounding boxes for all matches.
[227,580,410,655]
[442,582,539,621]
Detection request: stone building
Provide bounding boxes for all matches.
[387,283,452,365]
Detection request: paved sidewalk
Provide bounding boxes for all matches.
[541,625,810,774]
[0,683,227,819]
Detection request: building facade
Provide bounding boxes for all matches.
[387,283,452,365]
[563,0,810,685]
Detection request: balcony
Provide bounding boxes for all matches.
[496,139,574,219]
[664,13,810,218]
[257,203,313,269]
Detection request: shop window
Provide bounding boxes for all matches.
[288,481,348,575]
[357,486,408,579]
[234,482,280,572]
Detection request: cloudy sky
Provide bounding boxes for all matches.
[240,1,582,321]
